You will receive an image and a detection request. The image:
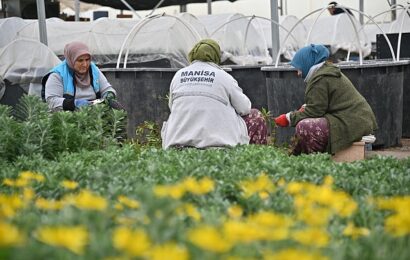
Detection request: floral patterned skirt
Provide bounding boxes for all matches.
[292,117,329,155]
[242,109,267,145]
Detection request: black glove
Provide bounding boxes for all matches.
[103,91,125,110]
[103,91,114,99]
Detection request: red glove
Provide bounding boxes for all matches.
[274,114,289,127]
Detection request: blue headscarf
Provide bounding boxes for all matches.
[290,44,330,78]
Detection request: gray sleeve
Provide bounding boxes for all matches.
[45,73,65,111]
[98,70,117,97]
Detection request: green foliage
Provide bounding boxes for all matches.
[1,97,410,259]
[134,121,162,147]
[260,107,276,145]
[1,145,410,259]
[0,95,126,162]
[0,105,22,161]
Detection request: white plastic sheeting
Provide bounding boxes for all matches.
[0,39,60,97]
[117,14,202,68]
[86,18,141,63]
[0,17,35,48]
[15,18,141,64]
[177,13,209,38]
[199,13,272,65]
[363,23,392,43]
[16,18,92,56]
[251,15,307,61]
[303,13,371,58]
[363,8,410,43]
[388,9,410,33]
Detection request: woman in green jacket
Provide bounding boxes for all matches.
[274,44,377,155]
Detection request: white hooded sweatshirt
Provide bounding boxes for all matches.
[161,61,251,149]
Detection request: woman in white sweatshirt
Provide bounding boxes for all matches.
[161,39,267,149]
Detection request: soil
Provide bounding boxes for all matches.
[366,138,410,160]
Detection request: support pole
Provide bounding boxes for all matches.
[148,0,165,16]
[36,0,47,45]
[120,0,141,18]
[279,0,283,16]
[391,0,397,21]
[359,0,364,24]
[180,5,187,13]
[207,0,212,15]
[270,0,280,61]
[75,0,80,21]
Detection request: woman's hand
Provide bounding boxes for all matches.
[298,104,306,112]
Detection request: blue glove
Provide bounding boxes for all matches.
[74,99,90,108]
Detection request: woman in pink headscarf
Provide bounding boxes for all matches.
[42,41,118,111]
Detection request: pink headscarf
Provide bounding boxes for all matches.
[64,41,91,88]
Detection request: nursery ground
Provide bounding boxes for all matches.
[367,138,410,160]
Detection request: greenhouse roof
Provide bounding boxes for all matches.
[79,0,237,11]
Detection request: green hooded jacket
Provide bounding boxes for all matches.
[289,62,378,154]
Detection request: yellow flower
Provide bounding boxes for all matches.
[343,222,370,239]
[148,242,189,260]
[22,188,35,202]
[291,228,330,247]
[2,172,44,188]
[36,226,88,254]
[374,196,410,214]
[373,196,410,236]
[263,248,329,260]
[277,177,286,187]
[2,178,17,187]
[259,191,270,200]
[117,195,140,209]
[60,180,79,190]
[230,211,292,241]
[384,213,410,237]
[187,225,232,253]
[2,178,29,187]
[223,220,287,243]
[0,194,25,218]
[295,205,332,227]
[227,205,243,219]
[35,198,65,211]
[0,221,25,247]
[114,203,124,211]
[285,182,306,195]
[153,184,185,199]
[68,190,107,211]
[182,177,215,195]
[327,191,357,217]
[248,211,293,229]
[287,180,357,221]
[112,227,151,256]
[323,175,334,186]
[19,171,45,182]
[240,173,275,198]
[177,203,201,221]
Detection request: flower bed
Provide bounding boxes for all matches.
[0,97,409,259]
